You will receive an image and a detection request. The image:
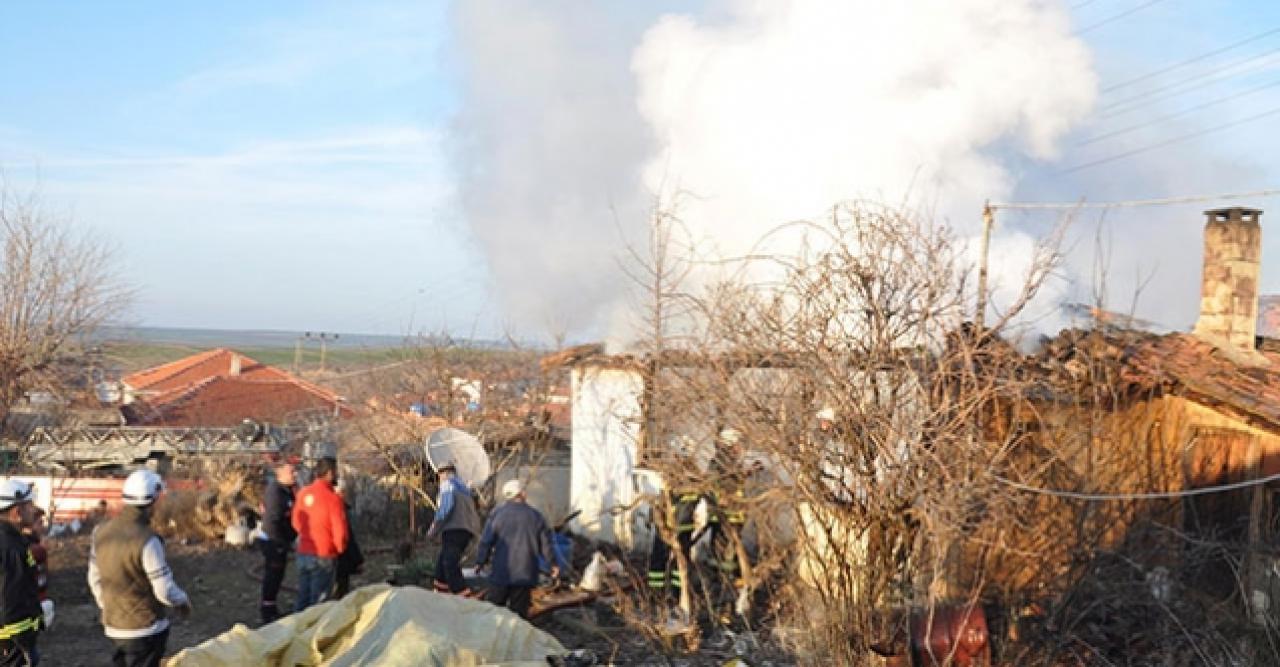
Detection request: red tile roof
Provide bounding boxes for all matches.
[132,376,354,427]
[122,348,352,427]
[121,348,288,393]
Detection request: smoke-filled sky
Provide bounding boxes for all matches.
[3,1,1280,341]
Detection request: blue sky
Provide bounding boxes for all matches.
[4,1,1280,339]
[1,1,476,337]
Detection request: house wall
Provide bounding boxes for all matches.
[0,475,125,524]
[569,364,645,548]
[495,464,572,527]
[970,392,1280,597]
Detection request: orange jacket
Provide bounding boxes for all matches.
[291,478,349,559]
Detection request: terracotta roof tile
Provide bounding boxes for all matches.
[1038,329,1280,433]
[121,348,288,393]
[132,376,354,427]
[122,348,351,427]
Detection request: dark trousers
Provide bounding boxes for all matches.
[486,585,534,619]
[111,629,168,667]
[647,530,693,591]
[0,631,38,667]
[259,539,290,622]
[435,530,473,593]
[710,522,742,577]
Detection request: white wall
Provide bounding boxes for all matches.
[569,365,644,548]
[495,464,572,526]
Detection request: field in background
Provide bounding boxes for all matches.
[99,340,411,375]
[93,325,531,376]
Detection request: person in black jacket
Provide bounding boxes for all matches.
[0,480,43,666]
[258,461,297,624]
[474,480,556,619]
[331,481,363,600]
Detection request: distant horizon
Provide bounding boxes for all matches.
[94,324,532,350]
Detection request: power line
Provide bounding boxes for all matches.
[1077,0,1167,36]
[1101,44,1280,117]
[1078,76,1280,146]
[1060,104,1280,174]
[1071,0,1101,10]
[991,187,1280,211]
[996,470,1280,501]
[1102,26,1280,93]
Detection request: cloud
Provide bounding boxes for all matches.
[2,125,476,335]
[21,128,439,171]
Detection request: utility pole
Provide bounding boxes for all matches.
[293,335,305,374]
[976,202,994,331]
[298,332,340,373]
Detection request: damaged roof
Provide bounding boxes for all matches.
[1034,328,1280,434]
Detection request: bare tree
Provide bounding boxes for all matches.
[616,200,1072,663]
[0,188,130,427]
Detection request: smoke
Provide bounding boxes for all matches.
[452,0,1098,340]
[450,2,655,337]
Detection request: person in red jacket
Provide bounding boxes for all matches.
[290,458,348,612]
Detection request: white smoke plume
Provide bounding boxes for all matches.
[452,0,1098,341]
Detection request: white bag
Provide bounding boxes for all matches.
[40,599,54,630]
[224,524,252,547]
[579,552,607,592]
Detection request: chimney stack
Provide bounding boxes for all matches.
[1194,207,1263,357]
[229,353,242,376]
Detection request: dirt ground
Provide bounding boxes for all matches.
[39,535,775,666]
[40,535,407,666]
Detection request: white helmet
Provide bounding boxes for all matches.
[0,480,33,511]
[122,470,164,506]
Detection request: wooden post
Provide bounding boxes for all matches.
[976,203,994,330]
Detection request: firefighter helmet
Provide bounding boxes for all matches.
[122,470,164,506]
[0,479,33,511]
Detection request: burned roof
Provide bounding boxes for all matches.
[1032,328,1280,434]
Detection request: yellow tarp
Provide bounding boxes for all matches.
[169,584,567,667]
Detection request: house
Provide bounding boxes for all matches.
[954,206,1280,606]
[121,348,353,428]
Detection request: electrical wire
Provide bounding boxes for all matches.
[1059,104,1280,174]
[995,470,1280,501]
[1076,0,1167,35]
[1102,26,1280,93]
[991,187,1280,210]
[1100,44,1280,117]
[1077,76,1280,146]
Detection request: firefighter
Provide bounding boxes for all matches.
[707,429,749,579]
[88,470,191,667]
[0,480,41,666]
[645,488,701,594]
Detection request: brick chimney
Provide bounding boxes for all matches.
[1193,207,1264,358]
